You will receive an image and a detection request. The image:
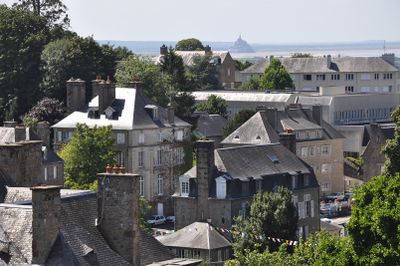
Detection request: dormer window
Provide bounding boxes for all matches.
[179,175,190,197]
[105,106,116,120]
[233,135,239,141]
[216,176,227,199]
[256,136,261,140]
[145,104,159,121]
[153,108,158,120]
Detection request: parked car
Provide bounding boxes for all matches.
[166,216,175,223]
[146,215,166,226]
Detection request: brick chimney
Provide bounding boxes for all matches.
[66,78,86,114]
[312,105,323,126]
[97,169,140,266]
[92,76,116,115]
[167,105,175,125]
[279,130,296,154]
[31,185,62,265]
[196,140,215,221]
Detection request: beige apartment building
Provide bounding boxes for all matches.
[53,78,191,215]
[240,54,399,94]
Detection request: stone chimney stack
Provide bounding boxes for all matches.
[196,140,215,221]
[92,76,116,115]
[204,45,212,56]
[128,80,144,91]
[97,168,140,266]
[35,121,50,147]
[312,105,323,126]
[3,120,17,128]
[160,44,168,55]
[279,130,296,154]
[382,53,395,66]
[31,185,62,265]
[14,126,28,142]
[167,105,175,125]
[66,78,86,114]
[326,54,332,69]
[265,107,278,130]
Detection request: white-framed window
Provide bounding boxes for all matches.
[139,175,144,196]
[216,177,227,199]
[44,167,48,181]
[176,147,184,164]
[116,151,124,165]
[157,175,163,195]
[309,146,315,156]
[181,181,189,196]
[227,68,231,77]
[374,73,380,80]
[153,108,159,120]
[316,74,325,81]
[360,73,370,80]
[57,131,62,141]
[138,132,145,144]
[292,195,298,209]
[291,175,297,189]
[321,163,331,173]
[117,133,125,144]
[304,194,314,218]
[345,86,354,93]
[53,166,57,179]
[301,147,308,157]
[345,73,354,80]
[175,130,184,141]
[138,151,144,168]
[154,150,162,166]
[331,74,340,80]
[298,201,305,219]
[321,144,330,155]
[303,74,312,81]
[321,182,330,191]
[383,73,393,80]
[58,131,72,141]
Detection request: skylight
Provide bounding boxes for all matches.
[267,154,279,163]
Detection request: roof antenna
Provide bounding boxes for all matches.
[383,40,386,54]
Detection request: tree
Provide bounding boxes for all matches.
[196,95,227,118]
[382,106,400,176]
[224,109,256,137]
[24,97,65,125]
[0,5,49,120]
[346,174,400,265]
[239,76,261,91]
[175,38,204,51]
[160,46,190,91]
[13,0,70,28]
[59,124,115,190]
[186,55,221,90]
[234,59,253,71]
[259,59,293,90]
[232,187,298,253]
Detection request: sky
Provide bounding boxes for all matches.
[2,0,400,43]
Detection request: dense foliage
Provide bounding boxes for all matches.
[187,55,221,90]
[175,38,205,51]
[239,76,261,91]
[59,124,115,190]
[196,95,228,118]
[234,60,253,71]
[224,109,256,137]
[259,59,293,90]
[232,187,298,253]
[382,106,400,176]
[24,97,65,125]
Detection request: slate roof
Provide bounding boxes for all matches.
[241,56,399,74]
[221,112,279,145]
[361,123,395,147]
[0,191,175,265]
[194,114,227,138]
[156,222,232,250]
[42,146,63,165]
[214,144,312,181]
[192,91,296,104]
[52,87,190,130]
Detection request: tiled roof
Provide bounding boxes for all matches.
[194,114,227,138]
[157,222,231,250]
[241,56,399,74]
[52,88,190,130]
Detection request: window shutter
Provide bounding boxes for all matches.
[311,200,315,218]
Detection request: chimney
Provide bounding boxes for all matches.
[35,121,50,147]
[167,105,175,125]
[92,76,116,115]
[3,120,17,128]
[97,170,140,266]
[382,53,395,66]
[279,130,296,154]
[128,80,143,91]
[204,45,212,56]
[264,108,278,130]
[326,55,332,69]
[312,105,323,126]
[196,140,215,221]
[31,185,62,265]
[14,126,27,142]
[66,77,86,114]
[160,44,168,55]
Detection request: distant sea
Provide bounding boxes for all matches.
[97,40,400,60]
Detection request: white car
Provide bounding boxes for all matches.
[146,215,166,226]
[166,216,175,223]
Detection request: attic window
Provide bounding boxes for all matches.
[233,135,239,141]
[256,136,261,140]
[267,154,279,163]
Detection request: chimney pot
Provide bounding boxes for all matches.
[106,164,112,173]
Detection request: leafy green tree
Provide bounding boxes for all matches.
[24,97,65,125]
[382,106,400,176]
[347,174,400,265]
[59,124,115,190]
[175,38,204,51]
[187,55,221,90]
[239,76,260,91]
[160,46,190,91]
[234,60,253,71]
[224,109,256,137]
[13,0,70,28]
[259,58,293,90]
[196,95,227,118]
[0,5,49,120]
[232,187,298,254]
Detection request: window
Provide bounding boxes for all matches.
[157,175,163,195]
[175,130,183,141]
[227,68,231,77]
[374,73,380,80]
[155,150,162,166]
[304,194,314,218]
[309,146,315,156]
[138,132,145,144]
[321,163,331,173]
[316,74,325,81]
[331,74,340,80]
[345,73,354,80]
[153,108,159,120]
[321,183,330,191]
[57,131,62,141]
[360,73,370,80]
[216,178,227,199]
[321,144,330,155]
[139,176,144,196]
[383,73,393,80]
[304,175,310,186]
[158,131,163,142]
[59,131,72,141]
[44,167,48,181]
[301,147,308,157]
[138,151,144,168]
[345,86,354,93]
[291,175,297,189]
[53,166,57,179]
[116,133,125,144]
[181,181,189,196]
[303,74,312,81]
[116,152,124,165]
[176,147,184,164]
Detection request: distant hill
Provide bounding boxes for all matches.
[229,35,254,53]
